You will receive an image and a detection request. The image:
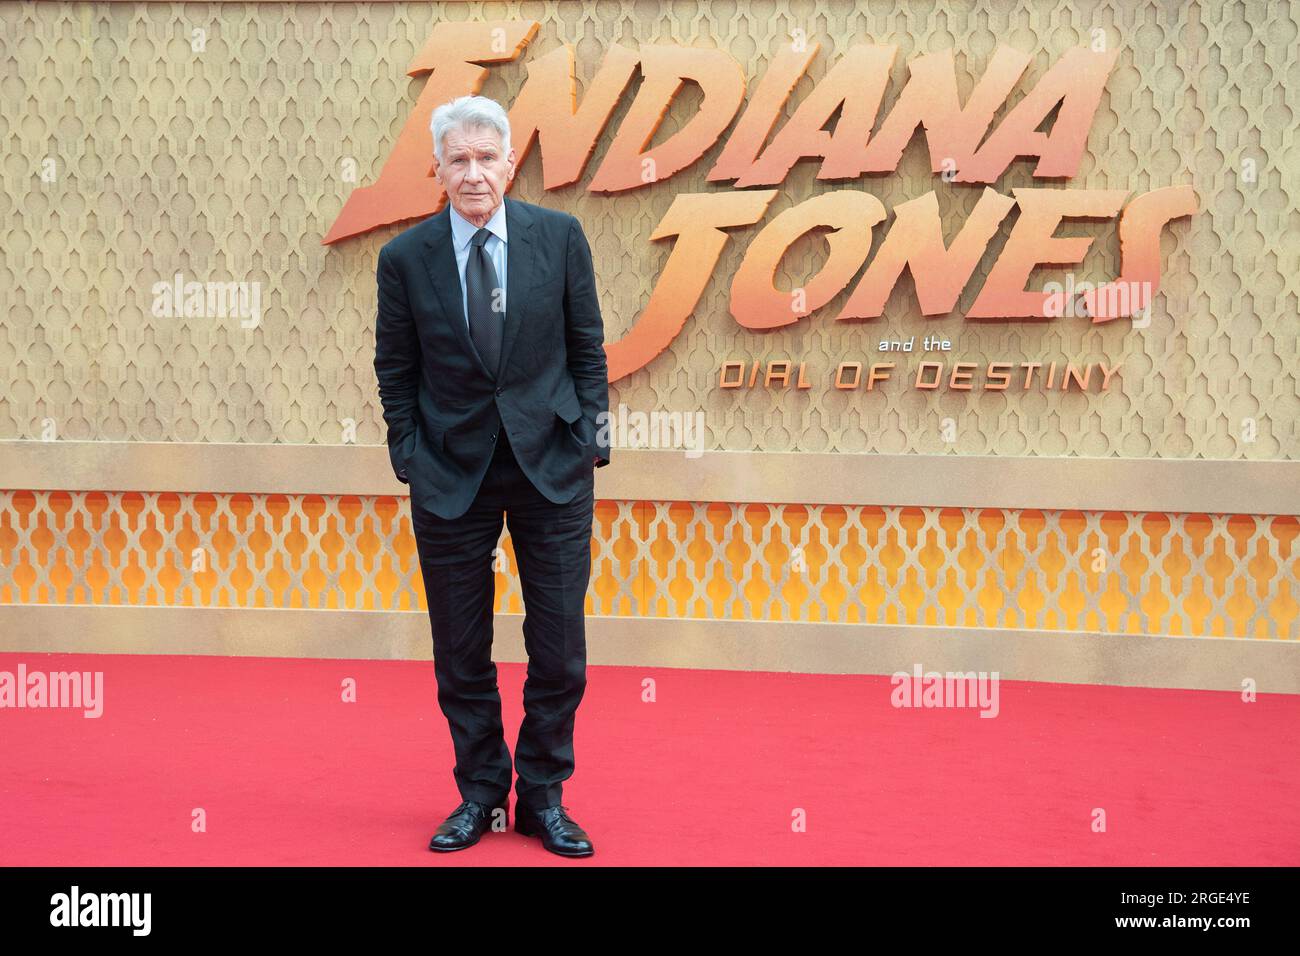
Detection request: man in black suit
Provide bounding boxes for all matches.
[373,94,610,858]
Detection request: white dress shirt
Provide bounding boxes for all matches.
[448,200,508,328]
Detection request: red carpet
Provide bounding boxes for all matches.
[0,652,1296,866]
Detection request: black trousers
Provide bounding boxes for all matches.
[410,428,594,813]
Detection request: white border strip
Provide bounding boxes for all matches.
[0,441,1296,514]
[0,605,1294,693]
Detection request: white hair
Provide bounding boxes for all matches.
[429,94,512,163]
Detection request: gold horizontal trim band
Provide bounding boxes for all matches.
[0,605,1293,693]
[0,441,1296,514]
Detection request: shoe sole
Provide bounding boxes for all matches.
[428,837,480,852]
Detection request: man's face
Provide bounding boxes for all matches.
[433,123,516,225]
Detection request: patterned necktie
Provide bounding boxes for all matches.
[465,226,503,376]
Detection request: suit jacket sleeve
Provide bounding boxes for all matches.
[563,214,612,467]
[374,246,419,484]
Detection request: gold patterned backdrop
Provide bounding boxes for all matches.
[1,0,1295,458]
[2,490,1296,638]
[0,2,1297,661]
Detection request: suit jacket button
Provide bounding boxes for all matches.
[491,433,497,441]
[495,387,503,395]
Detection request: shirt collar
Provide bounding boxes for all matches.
[449,198,507,251]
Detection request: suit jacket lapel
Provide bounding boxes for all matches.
[498,195,538,380]
[420,207,493,379]
[418,195,539,382]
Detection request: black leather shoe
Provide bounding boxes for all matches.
[515,804,594,857]
[428,799,509,852]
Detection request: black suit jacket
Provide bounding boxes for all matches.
[374,196,611,520]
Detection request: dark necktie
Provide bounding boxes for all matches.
[466,227,503,376]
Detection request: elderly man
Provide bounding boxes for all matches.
[373,94,610,857]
